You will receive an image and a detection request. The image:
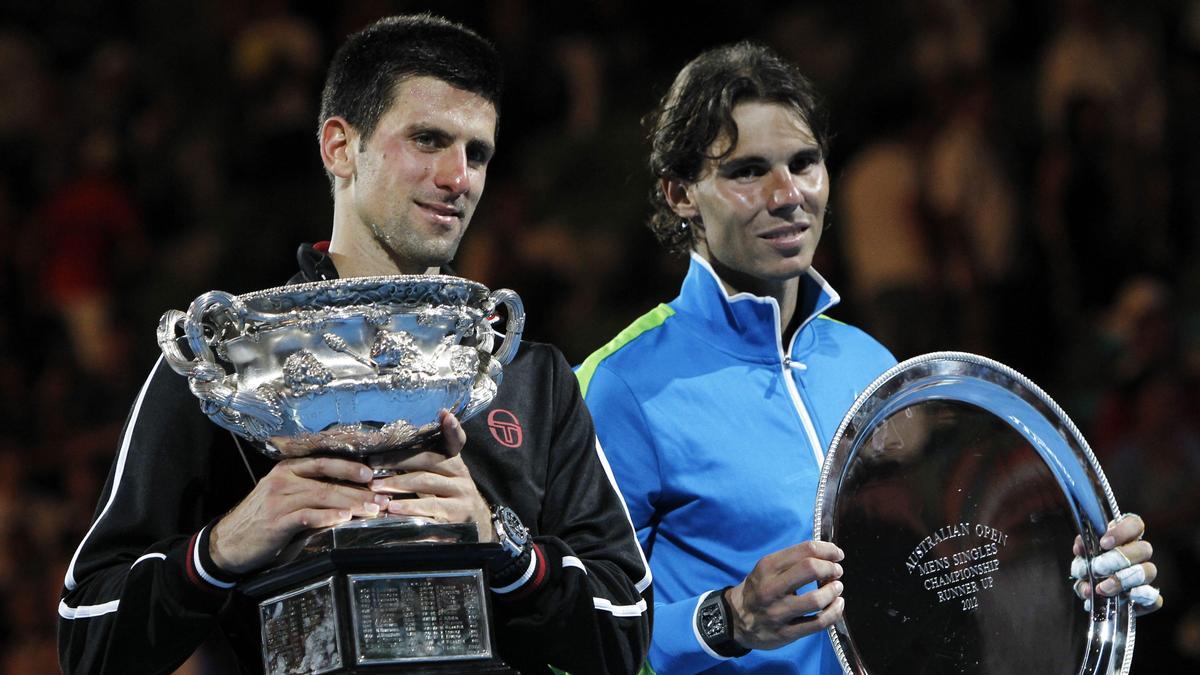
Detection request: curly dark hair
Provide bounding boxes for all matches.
[318,13,501,176]
[645,42,829,256]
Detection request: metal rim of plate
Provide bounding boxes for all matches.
[813,351,1134,675]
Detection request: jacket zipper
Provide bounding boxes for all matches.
[775,312,824,468]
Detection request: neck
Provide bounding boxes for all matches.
[328,247,438,278]
[762,280,802,341]
[700,253,802,338]
[777,282,802,340]
[327,206,437,278]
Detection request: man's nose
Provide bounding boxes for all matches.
[433,146,470,195]
[766,167,802,216]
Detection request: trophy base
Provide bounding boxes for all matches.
[241,520,516,674]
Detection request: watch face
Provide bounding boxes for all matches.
[499,507,529,547]
[700,602,726,640]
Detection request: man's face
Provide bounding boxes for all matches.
[350,76,496,272]
[680,102,829,291]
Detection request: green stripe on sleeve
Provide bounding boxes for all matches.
[575,304,675,398]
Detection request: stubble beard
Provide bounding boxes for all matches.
[368,219,462,273]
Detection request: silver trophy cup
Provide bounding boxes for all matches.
[158,275,525,674]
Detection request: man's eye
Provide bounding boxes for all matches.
[412,133,441,149]
[467,147,492,166]
[728,165,765,180]
[790,153,820,173]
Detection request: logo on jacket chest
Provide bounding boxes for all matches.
[486,409,523,448]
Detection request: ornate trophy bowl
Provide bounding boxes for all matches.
[157,275,524,461]
[815,352,1133,675]
[157,276,526,674]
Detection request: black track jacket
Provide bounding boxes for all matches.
[58,244,652,674]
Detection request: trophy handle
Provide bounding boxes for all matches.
[157,309,200,375]
[184,291,244,366]
[487,289,525,366]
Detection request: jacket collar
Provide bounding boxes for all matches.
[290,242,456,284]
[292,241,339,283]
[670,252,841,361]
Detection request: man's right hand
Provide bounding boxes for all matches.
[726,541,845,651]
[209,457,391,574]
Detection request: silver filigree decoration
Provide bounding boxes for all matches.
[284,350,333,390]
[362,306,391,328]
[370,330,417,368]
[189,360,226,384]
[456,314,474,334]
[323,333,377,371]
[239,276,489,317]
[388,369,428,390]
[449,346,479,379]
[268,419,432,457]
[416,308,443,327]
[297,310,326,333]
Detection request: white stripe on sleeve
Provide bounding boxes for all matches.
[65,358,164,591]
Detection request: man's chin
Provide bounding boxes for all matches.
[370,237,461,275]
[772,251,816,278]
[755,258,814,282]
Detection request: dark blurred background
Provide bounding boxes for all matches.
[1,0,1197,672]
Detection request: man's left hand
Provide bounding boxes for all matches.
[1071,513,1162,616]
[368,411,495,543]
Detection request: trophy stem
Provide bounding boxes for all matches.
[365,437,445,480]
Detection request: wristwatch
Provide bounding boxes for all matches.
[489,505,534,591]
[491,505,530,559]
[697,588,750,658]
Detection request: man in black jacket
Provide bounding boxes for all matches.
[58,15,651,674]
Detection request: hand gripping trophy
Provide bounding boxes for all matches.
[158,274,524,674]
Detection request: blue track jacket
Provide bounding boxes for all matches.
[578,254,896,674]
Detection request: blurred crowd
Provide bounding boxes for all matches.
[1,0,1198,671]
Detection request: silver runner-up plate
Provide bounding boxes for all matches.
[814,352,1134,674]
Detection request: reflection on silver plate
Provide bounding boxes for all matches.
[814,352,1133,675]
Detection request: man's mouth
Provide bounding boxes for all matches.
[416,201,465,226]
[759,223,810,246]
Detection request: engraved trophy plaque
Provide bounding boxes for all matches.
[815,352,1134,674]
[158,275,525,674]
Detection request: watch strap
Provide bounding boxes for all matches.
[488,504,539,593]
[490,543,537,592]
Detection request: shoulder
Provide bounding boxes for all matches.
[503,340,571,383]
[811,314,897,372]
[492,340,582,415]
[813,315,896,363]
[575,304,678,399]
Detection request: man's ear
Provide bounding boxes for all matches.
[662,177,700,222]
[319,117,356,182]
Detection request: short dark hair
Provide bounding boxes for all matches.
[645,42,829,256]
[318,13,502,145]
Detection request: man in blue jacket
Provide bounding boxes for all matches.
[578,42,1161,673]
